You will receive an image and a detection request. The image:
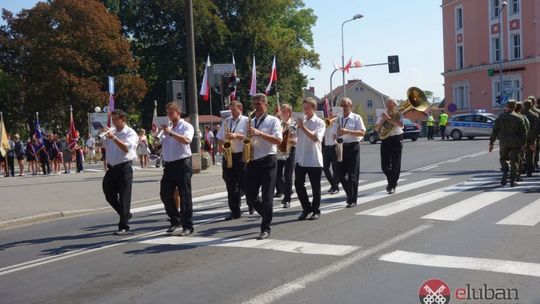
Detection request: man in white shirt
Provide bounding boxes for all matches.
[245,93,282,240]
[85,133,96,164]
[216,101,248,220]
[323,109,340,194]
[275,103,295,208]
[160,102,195,236]
[337,97,366,208]
[375,98,404,194]
[294,97,325,220]
[101,110,139,235]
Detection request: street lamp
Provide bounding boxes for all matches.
[498,1,507,112]
[341,13,363,98]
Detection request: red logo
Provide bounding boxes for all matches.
[419,279,451,304]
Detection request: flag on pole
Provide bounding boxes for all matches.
[323,97,330,118]
[343,57,352,73]
[353,60,363,68]
[69,106,78,139]
[265,55,277,95]
[34,113,44,149]
[108,76,115,95]
[333,61,341,71]
[199,55,211,102]
[249,55,257,96]
[0,112,9,156]
[231,54,237,101]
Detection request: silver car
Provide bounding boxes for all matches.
[445,112,497,140]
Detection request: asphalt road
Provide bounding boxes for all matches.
[1,138,539,304]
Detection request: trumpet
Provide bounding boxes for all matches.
[324,116,338,128]
[156,121,173,138]
[99,127,116,139]
[242,111,256,163]
[222,121,233,168]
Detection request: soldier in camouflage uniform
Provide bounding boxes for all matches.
[529,96,540,169]
[514,102,528,182]
[489,100,527,187]
[522,99,539,177]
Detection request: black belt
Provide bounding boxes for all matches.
[382,134,402,140]
[107,161,132,169]
[164,157,191,167]
[250,154,276,163]
[343,142,359,147]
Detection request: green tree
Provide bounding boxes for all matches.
[0,0,146,133]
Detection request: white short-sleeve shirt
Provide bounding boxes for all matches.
[295,114,325,167]
[376,111,404,137]
[251,114,282,160]
[104,126,138,166]
[339,112,366,143]
[161,119,194,162]
[216,115,248,153]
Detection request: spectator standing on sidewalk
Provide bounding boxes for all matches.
[86,133,97,164]
[13,134,25,176]
[26,135,37,175]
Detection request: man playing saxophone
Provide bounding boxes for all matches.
[275,104,296,208]
[375,98,404,194]
[337,97,366,208]
[245,93,282,240]
[216,101,250,221]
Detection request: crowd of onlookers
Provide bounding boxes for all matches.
[1,123,223,177]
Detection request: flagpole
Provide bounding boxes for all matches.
[209,85,213,131]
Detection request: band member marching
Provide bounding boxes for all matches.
[336,97,366,208]
[374,98,404,194]
[160,102,195,236]
[294,97,326,220]
[245,93,282,240]
[323,108,340,194]
[216,101,249,220]
[275,103,296,208]
[101,109,139,235]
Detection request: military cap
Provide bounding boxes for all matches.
[528,95,536,101]
[507,100,516,109]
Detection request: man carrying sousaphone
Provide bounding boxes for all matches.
[244,93,282,240]
[216,101,249,221]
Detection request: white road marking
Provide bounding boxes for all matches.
[355,178,448,206]
[379,250,540,277]
[357,179,497,217]
[140,236,359,256]
[421,188,522,221]
[239,224,431,304]
[497,198,540,226]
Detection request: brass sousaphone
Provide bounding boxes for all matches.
[378,87,429,140]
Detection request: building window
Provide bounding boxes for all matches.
[510,0,520,14]
[456,45,464,69]
[491,37,501,63]
[367,100,373,108]
[511,33,521,59]
[455,7,463,30]
[367,115,373,124]
[453,83,469,109]
[491,0,501,19]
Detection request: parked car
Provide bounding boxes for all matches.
[445,112,497,140]
[368,118,420,144]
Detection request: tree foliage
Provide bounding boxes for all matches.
[0,0,146,134]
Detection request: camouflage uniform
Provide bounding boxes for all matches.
[490,102,527,186]
[529,96,540,168]
[515,102,528,181]
[523,100,539,176]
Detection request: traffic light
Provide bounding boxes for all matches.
[223,74,240,97]
[388,55,400,73]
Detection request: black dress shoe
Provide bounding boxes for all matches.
[166,225,180,233]
[298,211,310,220]
[256,231,270,240]
[310,213,320,220]
[248,205,255,215]
[282,201,291,208]
[128,213,133,220]
[113,229,129,235]
[346,202,357,208]
[179,228,194,236]
[224,214,241,221]
[328,188,339,195]
[527,172,533,177]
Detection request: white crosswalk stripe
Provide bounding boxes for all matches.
[497,198,540,226]
[355,178,448,206]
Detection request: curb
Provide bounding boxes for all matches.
[0,185,226,231]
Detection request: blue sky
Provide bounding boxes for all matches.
[2,0,445,99]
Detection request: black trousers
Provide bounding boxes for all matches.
[294,165,322,214]
[160,157,193,229]
[39,151,50,175]
[7,155,15,176]
[245,155,277,233]
[75,150,84,172]
[381,135,402,188]
[102,161,133,230]
[439,126,447,139]
[427,126,434,140]
[337,142,360,204]
[322,144,340,189]
[276,147,295,201]
[222,152,245,216]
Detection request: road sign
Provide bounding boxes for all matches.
[447,103,457,113]
[503,87,522,92]
[212,64,235,75]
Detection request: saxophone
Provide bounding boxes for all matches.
[242,111,256,163]
[222,120,233,168]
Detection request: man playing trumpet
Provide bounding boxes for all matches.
[216,101,249,221]
[101,109,139,235]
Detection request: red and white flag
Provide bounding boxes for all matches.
[353,60,363,68]
[333,61,341,71]
[249,55,257,96]
[265,55,277,95]
[199,55,211,102]
[343,57,352,73]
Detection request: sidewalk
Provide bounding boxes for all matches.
[0,163,225,229]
